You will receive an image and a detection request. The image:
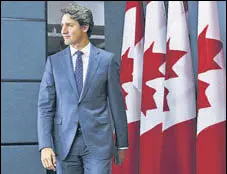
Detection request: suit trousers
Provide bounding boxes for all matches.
[56,128,112,174]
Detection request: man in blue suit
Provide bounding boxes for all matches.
[37,3,128,174]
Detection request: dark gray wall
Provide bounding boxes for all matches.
[105,1,126,63]
[1,1,46,174]
[104,1,226,77]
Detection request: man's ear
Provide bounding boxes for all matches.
[81,25,89,33]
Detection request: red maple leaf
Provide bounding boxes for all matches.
[197,25,223,110]
[198,25,222,74]
[141,42,165,116]
[197,80,211,109]
[141,84,157,116]
[163,87,170,112]
[165,38,187,80]
[120,48,133,110]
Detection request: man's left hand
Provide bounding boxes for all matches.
[115,149,127,165]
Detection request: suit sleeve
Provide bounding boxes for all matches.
[37,56,56,151]
[107,54,129,148]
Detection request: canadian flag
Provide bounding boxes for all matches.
[160,2,197,174]
[112,1,144,174]
[197,1,226,174]
[139,1,166,174]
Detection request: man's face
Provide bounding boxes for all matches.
[61,14,87,46]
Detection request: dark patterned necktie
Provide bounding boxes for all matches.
[74,51,84,96]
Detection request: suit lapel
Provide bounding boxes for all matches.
[61,47,80,100]
[79,44,101,102]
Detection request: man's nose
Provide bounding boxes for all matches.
[61,26,68,34]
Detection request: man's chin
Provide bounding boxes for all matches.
[64,40,71,45]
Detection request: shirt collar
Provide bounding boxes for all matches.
[70,42,91,57]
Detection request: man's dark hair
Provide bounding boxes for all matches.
[61,3,94,37]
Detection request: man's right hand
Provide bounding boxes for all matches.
[41,148,56,171]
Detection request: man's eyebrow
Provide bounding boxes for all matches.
[61,22,73,25]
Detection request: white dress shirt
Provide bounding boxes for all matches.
[70,42,91,85]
